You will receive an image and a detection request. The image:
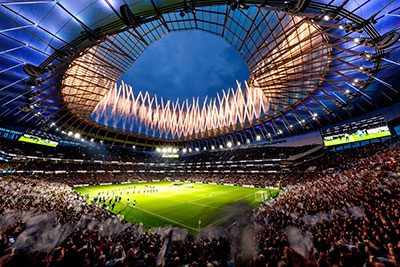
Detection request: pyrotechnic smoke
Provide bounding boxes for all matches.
[92,81,270,138]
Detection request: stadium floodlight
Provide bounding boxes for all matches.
[74,133,80,139]
[227,141,232,148]
[182,148,187,153]
[156,147,161,152]
[68,131,73,136]
[256,135,261,141]
[167,147,172,153]
[161,148,167,153]
[173,148,178,153]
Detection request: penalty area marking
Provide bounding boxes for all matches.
[134,206,199,232]
[188,189,240,204]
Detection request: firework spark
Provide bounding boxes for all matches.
[92,81,270,138]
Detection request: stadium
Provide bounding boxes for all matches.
[0,0,400,266]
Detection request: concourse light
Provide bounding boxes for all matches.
[211,145,215,150]
[301,119,306,123]
[132,145,136,149]
[189,148,192,152]
[278,130,283,134]
[227,141,232,148]
[90,138,94,142]
[237,141,241,146]
[256,135,261,141]
[246,139,250,144]
[195,147,199,151]
[219,145,223,149]
[323,15,330,21]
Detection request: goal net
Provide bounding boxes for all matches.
[255,190,270,202]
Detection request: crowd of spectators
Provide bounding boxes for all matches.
[0,138,399,266]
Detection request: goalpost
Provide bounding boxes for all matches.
[255,190,270,202]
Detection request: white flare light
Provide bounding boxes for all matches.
[92,80,270,138]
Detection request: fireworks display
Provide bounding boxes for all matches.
[92,81,270,138]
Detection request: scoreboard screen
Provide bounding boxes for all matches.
[18,134,58,147]
[321,115,391,146]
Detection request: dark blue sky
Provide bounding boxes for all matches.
[119,30,251,102]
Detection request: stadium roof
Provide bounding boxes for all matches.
[0,0,399,149]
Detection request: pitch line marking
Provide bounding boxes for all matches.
[188,189,240,204]
[135,206,199,232]
[234,192,254,202]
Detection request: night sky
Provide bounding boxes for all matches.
[119,30,251,102]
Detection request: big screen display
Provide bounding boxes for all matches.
[18,134,58,147]
[321,115,391,146]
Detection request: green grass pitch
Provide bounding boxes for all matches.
[73,181,280,235]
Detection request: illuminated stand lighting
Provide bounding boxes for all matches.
[227,141,233,148]
[256,135,261,141]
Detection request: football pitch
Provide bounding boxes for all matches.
[73,181,280,234]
